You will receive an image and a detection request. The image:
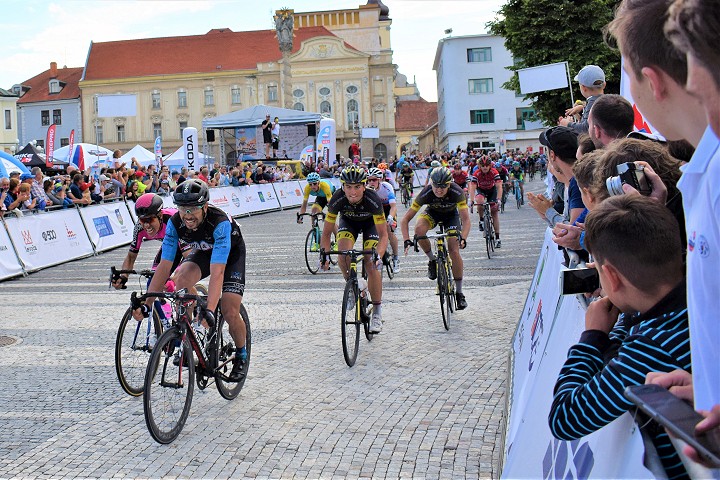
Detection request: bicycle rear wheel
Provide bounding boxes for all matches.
[437,255,451,330]
[115,306,162,397]
[484,214,493,259]
[304,228,320,274]
[143,327,194,444]
[215,304,251,400]
[362,297,374,341]
[341,280,361,367]
[383,250,395,280]
[402,186,411,208]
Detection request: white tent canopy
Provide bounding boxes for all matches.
[163,147,213,169]
[118,145,156,167]
[202,104,322,129]
[52,143,115,170]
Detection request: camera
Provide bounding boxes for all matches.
[606,162,652,196]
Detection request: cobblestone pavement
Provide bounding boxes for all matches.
[0,177,548,478]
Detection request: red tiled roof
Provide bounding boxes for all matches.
[395,98,438,132]
[17,67,83,103]
[84,27,341,81]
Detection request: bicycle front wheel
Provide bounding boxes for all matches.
[143,327,194,444]
[516,190,522,209]
[215,304,251,400]
[341,280,361,367]
[115,306,162,397]
[437,256,451,330]
[484,215,493,259]
[304,228,320,274]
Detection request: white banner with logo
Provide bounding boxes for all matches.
[242,184,281,214]
[208,186,248,217]
[0,220,23,280]
[274,181,304,208]
[78,202,134,252]
[501,228,652,478]
[4,209,94,272]
[182,126,199,171]
[413,169,428,188]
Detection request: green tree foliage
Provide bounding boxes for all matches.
[488,0,621,125]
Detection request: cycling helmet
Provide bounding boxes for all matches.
[340,165,367,184]
[368,167,384,179]
[378,163,388,170]
[173,179,209,206]
[430,160,441,168]
[512,161,521,167]
[306,172,321,183]
[480,157,492,167]
[429,167,453,187]
[135,193,164,218]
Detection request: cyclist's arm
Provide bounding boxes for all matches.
[495,179,503,200]
[320,212,336,253]
[468,178,477,203]
[459,206,472,243]
[141,221,180,306]
[206,222,232,312]
[400,207,417,248]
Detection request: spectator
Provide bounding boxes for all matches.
[133,170,148,194]
[16,183,37,211]
[2,178,21,212]
[558,65,606,133]
[67,174,90,205]
[209,161,221,179]
[178,168,187,184]
[587,94,635,148]
[170,170,181,190]
[98,175,117,200]
[549,195,690,480]
[125,180,141,202]
[45,181,73,208]
[157,177,171,195]
[271,117,280,158]
[250,165,272,184]
[261,113,273,159]
[318,161,333,178]
[197,166,210,183]
[113,149,126,170]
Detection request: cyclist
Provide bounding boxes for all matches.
[134,180,249,382]
[320,166,388,333]
[396,162,415,200]
[377,162,395,189]
[509,161,525,204]
[469,158,503,248]
[424,160,442,187]
[400,167,471,310]
[297,172,336,221]
[367,167,400,273]
[451,163,468,190]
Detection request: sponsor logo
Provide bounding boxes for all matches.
[21,230,33,245]
[231,193,240,207]
[185,240,213,251]
[212,195,229,207]
[114,208,124,225]
[0,244,8,251]
[185,132,196,169]
[295,189,302,196]
[516,323,525,353]
[41,230,58,242]
[258,192,265,202]
[698,234,710,258]
[88,150,108,158]
[543,438,594,480]
[65,223,77,240]
[528,300,544,371]
[688,231,696,252]
[93,216,115,238]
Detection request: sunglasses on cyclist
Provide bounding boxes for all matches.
[308,182,319,186]
[138,216,157,224]
[180,205,203,214]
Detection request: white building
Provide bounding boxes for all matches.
[433,34,544,154]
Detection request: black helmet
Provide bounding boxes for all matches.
[173,179,209,206]
[430,167,453,187]
[340,165,367,184]
[135,193,164,218]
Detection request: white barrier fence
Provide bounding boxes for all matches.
[500,228,653,479]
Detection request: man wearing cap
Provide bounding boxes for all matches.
[261,113,273,159]
[558,65,606,133]
[529,126,583,226]
[98,174,118,200]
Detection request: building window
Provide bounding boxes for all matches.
[346,85,358,94]
[204,88,214,106]
[470,109,495,124]
[152,92,161,109]
[49,80,61,94]
[293,102,305,111]
[467,47,492,63]
[319,87,331,96]
[347,99,359,129]
[117,125,125,143]
[153,123,162,139]
[60,137,69,147]
[53,109,62,125]
[516,107,537,130]
[374,143,387,161]
[293,88,304,98]
[320,100,332,115]
[177,90,187,108]
[469,78,494,94]
[267,85,278,102]
[96,126,103,144]
[179,121,188,139]
[4,109,11,129]
[231,86,241,104]
[41,110,50,126]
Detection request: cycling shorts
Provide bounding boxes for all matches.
[475,188,499,213]
[337,217,380,250]
[184,248,246,296]
[312,196,328,210]
[418,209,461,234]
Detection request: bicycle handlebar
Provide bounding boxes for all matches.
[297,212,325,219]
[413,232,459,252]
[131,290,208,309]
[321,248,378,263]
[109,266,154,289]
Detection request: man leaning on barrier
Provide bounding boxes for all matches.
[548,195,691,480]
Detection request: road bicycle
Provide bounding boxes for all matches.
[298,212,336,274]
[414,223,457,331]
[480,202,496,259]
[514,179,522,209]
[111,267,208,397]
[138,290,251,444]
[500,182,511,213]
[323,248,376,367]
[400,181,413,208]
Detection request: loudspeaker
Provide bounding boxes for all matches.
[206,129,215,142]
[307,123,316,137]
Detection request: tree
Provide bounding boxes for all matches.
[487,0,621,125]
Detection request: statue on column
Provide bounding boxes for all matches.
[274,9,294,54]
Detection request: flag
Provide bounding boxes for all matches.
[154,136,162,167]
[46,124,56,168]
[67,129,75,164]
[182,127,198,171]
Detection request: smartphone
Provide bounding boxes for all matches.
[624,384,720,465]
[559,267,600,295]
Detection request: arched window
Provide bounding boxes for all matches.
[347,99,358,129]
[373,143,387,160]
[320,100,332,115]
[293,102,305,111]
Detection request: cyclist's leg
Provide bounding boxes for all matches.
[336,218,358,280]
[475,193,487,224]
[171,251,205,291]
[414,214,434,259]
[445,212,464,292]
[362,226,381,303]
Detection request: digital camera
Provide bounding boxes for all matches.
[606,162,653,197]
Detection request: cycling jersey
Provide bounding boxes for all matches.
[399,169,414,183]
[372,181,397,207]
[326,188,386,248]
[302,180,335,200]
[410,183,468,214]
[452,170,468,187]
[510,169,524,182]
[470,168,501,191]
[496,166,509,182]
[129,208,188,269]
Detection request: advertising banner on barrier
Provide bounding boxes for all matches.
[4,209,94,272]
[414,169,428,188]
[274,181,304,208]
[79,202,135,252]
[208,186,248,217]
[0,221,23,280]
[241,184,280,214]
[327,178,342,191]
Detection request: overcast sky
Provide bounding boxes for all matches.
[1,0,506,102]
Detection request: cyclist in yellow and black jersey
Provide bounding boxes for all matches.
[400,167,471,310]
[320,165,388,333]
[297,172,335,221]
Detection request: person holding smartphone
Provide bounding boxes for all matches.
[548,195,692,480]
